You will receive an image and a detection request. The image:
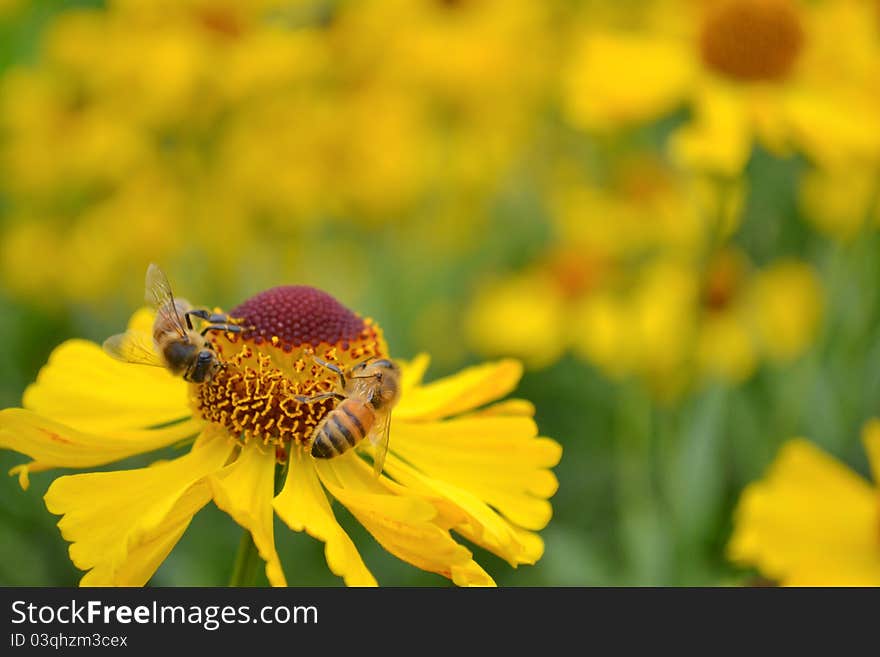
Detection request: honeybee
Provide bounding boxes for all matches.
[102,263,242,383]
[297,356,401,475]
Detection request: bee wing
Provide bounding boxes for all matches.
[369,412,392,477]
[102,330,164,367]
[145,263,186,337]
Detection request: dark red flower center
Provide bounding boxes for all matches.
[230,285,371,353]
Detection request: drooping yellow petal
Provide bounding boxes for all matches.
[274,448,375,586]
[728,439,880,586]
[394,359,523,421]
[383,453,543,566]
[210,441,287,587]
[1,409,204,489]
[316,453,495,587]
[44,429,232,586]
[23,338,192,433]
[390,415,562,530]
[80,482,209,587]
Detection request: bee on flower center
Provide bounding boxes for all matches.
[103,263,243,383]
[297,356,401,475]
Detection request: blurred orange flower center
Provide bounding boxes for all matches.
[548,249,606,299]
[195,7,246,40]
[699,0,804,82]
[190,286,386,462]
[702,252,747,311]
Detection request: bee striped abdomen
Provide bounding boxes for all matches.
[311,399,373,459]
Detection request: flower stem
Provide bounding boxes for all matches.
[229,529,260,587]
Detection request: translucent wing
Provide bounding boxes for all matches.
[145,263,186,337]
[369,412,392,477]
[102,330,164,367]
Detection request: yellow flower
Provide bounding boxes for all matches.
[562,29,696,132]
[748,260,823,362]
[563,0,880,176]
[677,0,880,174]
[0,0,556,307]
[549,154,746,265]
[464,270,568,370]
[698,252,823,381]
[728,420,880,585]
[0,285,560,586]
[799,164,880,242]
[570,250,823,394]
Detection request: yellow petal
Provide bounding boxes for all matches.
[384,453,543,566]
[80,482,208,587]
[1,409,204,489]
[44,429,232,586]
[316,454,495,587]
[464,399,536,418]
[210,441,287,587]
[784,90,880,170]
[394,359,523,421]
[23,338,191,433]
[391,415,562,530]
[274,448,376,587]
[670,82,753,177]
[728,439,880,586]
[398,353,431,397]
[563,31,694,131]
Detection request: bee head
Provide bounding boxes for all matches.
[188,349,221,384]
[350,358,400,410]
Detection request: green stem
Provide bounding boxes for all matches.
[228,529,260,587]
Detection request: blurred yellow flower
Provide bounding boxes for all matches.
[464,271,568,370]
[799,165,880,241]
[696,249,757,383]
[571,250,822,393]
[0,0,556,306]
[551,155,736,259]
[562,0,880,176]
[728,420,880,585]
[0,286,560,586]
[697,252,823,382]
[749,260,823,362]
[562,30,696,132]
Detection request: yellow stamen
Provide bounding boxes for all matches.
[190,286,387,459]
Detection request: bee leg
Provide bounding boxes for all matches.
[312,356,347,388]
[295,392,346,404]
[186,309,234,325]
[200,324,244,336]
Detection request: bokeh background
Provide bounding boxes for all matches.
[1,0,879,586]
